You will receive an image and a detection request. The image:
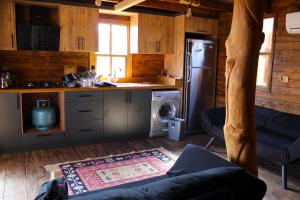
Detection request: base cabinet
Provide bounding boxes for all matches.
[23,133,64,150]
[103,91,127,137]
[0,93,22,153]
[0,90,152,154]
[127,90,151,136]
[65,91,104,142]
[65,120,103,141]
[104,90,151,138]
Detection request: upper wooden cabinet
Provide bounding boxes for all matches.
[130,13,174,54]
[0,0,16,50]
[185,16,218,38]
[59,5,99,52]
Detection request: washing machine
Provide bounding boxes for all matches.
[149,90,181,138]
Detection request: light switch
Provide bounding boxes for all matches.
[281,76,289,83]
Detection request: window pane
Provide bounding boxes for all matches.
[98,23,110,54]
[257,54,270,86]
[112,57,126,78]
[96,56,111,77]
[111,25,128,55]
[260,18,274,53]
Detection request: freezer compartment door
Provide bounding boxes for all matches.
[187,68,215,134]
[188,41,216,68]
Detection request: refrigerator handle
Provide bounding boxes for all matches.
[186,52,192,83]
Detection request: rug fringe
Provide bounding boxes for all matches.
[44,147,178,180]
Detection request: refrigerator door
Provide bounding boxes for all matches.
[189,40,216,68]
[187,67,215,134]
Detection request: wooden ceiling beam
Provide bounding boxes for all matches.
[114,0,146,11]
[105,0,218,17]
[22,0,219,17]
[136,0,217,16]
[158,0,233,12]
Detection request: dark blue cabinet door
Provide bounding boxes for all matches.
[0,93,23,153]
[104,91,127,136]
[127,90,151,136]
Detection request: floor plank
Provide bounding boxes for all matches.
[0,134,299,200]
[3,153,27,200]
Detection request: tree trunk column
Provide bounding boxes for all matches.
[224,0,265,176]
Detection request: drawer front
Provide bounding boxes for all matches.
[23,133,64,147]
[65,101,103,121]
[65,91,103,102]
[66,120,103,141]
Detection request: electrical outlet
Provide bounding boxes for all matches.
[281,76,289,83]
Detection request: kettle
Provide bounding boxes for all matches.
[0,66,15,89]
[0,76,8,89]
[32,99,56,130]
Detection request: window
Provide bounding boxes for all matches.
[96,23,129,78]
[256,17,275,88]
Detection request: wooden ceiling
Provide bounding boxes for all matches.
[25,0,300,16]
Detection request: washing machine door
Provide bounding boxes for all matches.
[156,101,177,123]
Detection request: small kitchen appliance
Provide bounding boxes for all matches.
[32,99,56,130]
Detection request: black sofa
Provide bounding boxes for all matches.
[36,144,267,200]
[200,106,300,189]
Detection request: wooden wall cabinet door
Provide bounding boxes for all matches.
[0,0,16,50]
[59,5,98,52]
[59,5,78,51]
[131,13,174,54]
[78,7,99,52]
[0,93,22,153]
[185,17,218,39]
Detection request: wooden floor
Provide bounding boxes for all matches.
[0,134,299,200]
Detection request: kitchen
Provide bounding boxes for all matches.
[0,0,218,153]
[1,0,300,200]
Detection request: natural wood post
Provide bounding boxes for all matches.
[224,0,265,175]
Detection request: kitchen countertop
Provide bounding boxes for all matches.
[0,83,180,93]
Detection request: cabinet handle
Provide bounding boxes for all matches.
[158,41,160,52]
[155,41,161,52]
[78,110,92,113]
[37,134,52,137]
[79,129,92,132]
[78,95,92,98]
[128,92,131,103]
[11,34,14,48]
[17,95,19,110]
[77,37,80,49]
[197,30,208,34]
[82,37,85,50]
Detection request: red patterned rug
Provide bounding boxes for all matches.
[45,148,176,196]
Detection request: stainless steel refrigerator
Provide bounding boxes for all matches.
[183,39,217,135]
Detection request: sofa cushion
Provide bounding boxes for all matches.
[257,129,294,150]
[255,106,274,129]
[201,106,300,141]
[263,108,300,140]
[167,144,234,176]
[71,167,266,200]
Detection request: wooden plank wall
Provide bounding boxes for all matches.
[131,54,164,81]
[0,51,163,85]
[216,4,300,115]
[0,50,90,84]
